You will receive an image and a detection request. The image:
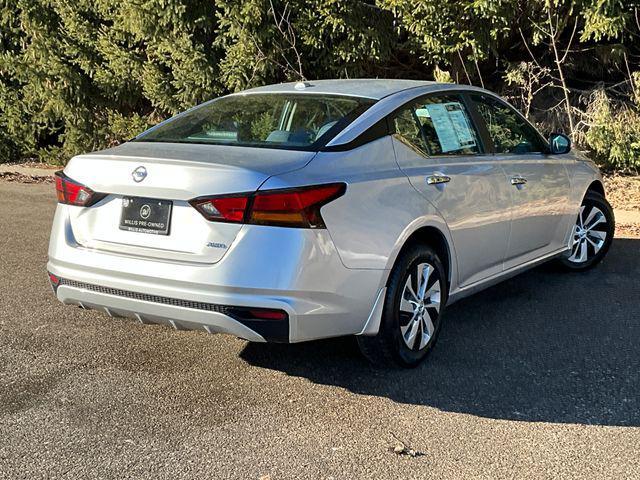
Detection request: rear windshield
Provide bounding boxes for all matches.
[135,93,375,151]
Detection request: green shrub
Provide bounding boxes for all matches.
[582,89,640,173]
[0,0,222,164]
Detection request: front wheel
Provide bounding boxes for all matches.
[357,244,448,368]
[557,191,615,271]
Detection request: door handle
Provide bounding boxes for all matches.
[510,176,527,186]
[426,174,451,185]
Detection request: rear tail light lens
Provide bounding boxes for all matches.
[190,183,346,228]
[249,184,345,228]
[189,195,249,223]
[55,171,105,206]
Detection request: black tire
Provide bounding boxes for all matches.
[556,191,615,271]
[357,244,448,368]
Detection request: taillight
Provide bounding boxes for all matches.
[249,184,345,228]
[55,171,105,206]
[189,194,249,223]
[190,183,346,228]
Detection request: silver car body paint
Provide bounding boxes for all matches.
[48,80,603,342]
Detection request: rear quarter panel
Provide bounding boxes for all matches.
[260,136,459,287]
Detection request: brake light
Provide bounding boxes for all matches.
[189,195,249,223]
[190,183,346,228]
[55,172,105,206]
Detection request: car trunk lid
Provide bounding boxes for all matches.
[63,142,314,264]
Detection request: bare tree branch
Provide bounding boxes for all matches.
[456,50,472,85]
[269,0,306,80]
[546,5,575,135]
[471,44,485,88]
[519,27,544,71]
[560,20,578,64]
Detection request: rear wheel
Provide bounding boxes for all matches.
[357,244,447,368]
[557,191,614,271]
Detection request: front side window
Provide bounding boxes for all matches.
[136,93,374,151]
[471,94,547,154]
[393,95,480,156]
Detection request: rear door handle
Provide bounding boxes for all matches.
[426,174,451,185]
[510,176,527,186]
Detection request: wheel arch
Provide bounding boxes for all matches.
[388,224,454,291]
[586,179,605,197]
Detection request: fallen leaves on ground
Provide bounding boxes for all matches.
[0,172,54,184]
[604,174,640,212]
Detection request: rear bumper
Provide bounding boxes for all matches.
[48,205,386,342]
[51,276,286,342]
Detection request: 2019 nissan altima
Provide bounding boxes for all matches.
[48,79,614,367]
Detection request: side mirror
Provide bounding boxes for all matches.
[549,133,571,154]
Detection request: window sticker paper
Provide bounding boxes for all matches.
[424,102,477,153]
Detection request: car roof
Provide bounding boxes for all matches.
[236,79,453,100]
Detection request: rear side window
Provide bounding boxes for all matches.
[392,95,480,156]
[393,108,424,152]
[471,94,547,154]
[135,93,375,151]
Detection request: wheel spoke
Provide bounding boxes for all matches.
[577,240,588,262]
[568,235,578,251]
[400,322,409,337]
[423,310,435,337]
[583,206,606,231]
[425,281,441,312]
[417,264,431,301]
[568,239,587,262]
[400,311,418,336]
[586,236,602,253]
[568,241,580,261]
[400,278,418,313]
[587,229,606,241]
[418,331,429,350]
[400,297,415,313]
[403,316,420,347]
[577,205,585,228]
[413,318,424,350]
[418,309,436,350]
[403,277,419,303]
[586,213,605,231]
[569,224,579,246]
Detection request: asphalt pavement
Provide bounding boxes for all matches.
[1,181,639,479]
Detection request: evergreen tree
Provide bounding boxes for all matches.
[0,0,637,169]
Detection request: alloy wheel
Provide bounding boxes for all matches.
[399,262,441,351]
[567,204,608,264]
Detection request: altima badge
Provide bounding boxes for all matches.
[132,166,147,183]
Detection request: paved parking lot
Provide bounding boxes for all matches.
[1,181,639,479]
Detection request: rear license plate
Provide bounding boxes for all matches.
[119,197,172,235]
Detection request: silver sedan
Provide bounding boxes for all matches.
[48,80,614,367]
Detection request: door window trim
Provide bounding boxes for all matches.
[321,88,551,156]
